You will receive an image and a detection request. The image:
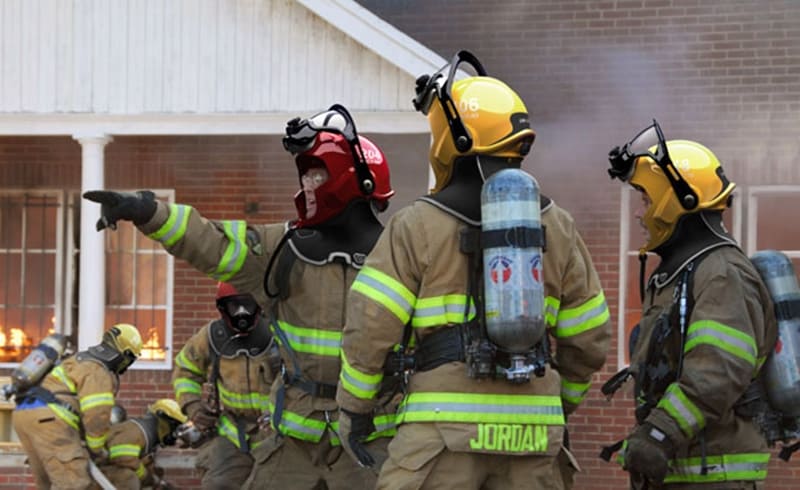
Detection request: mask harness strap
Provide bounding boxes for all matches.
[263,227,296,299]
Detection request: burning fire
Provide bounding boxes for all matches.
[0,326,33,363]
[140,327,166,360]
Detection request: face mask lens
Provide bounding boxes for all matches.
[225,297,258,317]
[301,167,329,191]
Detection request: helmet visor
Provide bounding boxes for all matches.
[608,119,700,210]
[607,120,669,181]
[283,104,375,196]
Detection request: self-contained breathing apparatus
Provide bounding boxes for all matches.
[385,168,550,385]
[746,250,800,460]
[2,334,71,400]
[601,249,800,465]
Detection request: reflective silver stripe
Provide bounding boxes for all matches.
[686,324,756,360]
[662,389,701,435]
[278,417,325,439]
[216,221,245,278]
[281,329,341,351]
[340,369,380,396]
[556,300,607,330]
[670,461,767,477]
[356,273,414,316]
[400,401,563,418]
[155,204,188,245]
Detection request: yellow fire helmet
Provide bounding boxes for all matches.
[148,398,187,425]
[149,398,188,445]
[103,323,143,359]
[413,50,536,193]
[608,120,735,251]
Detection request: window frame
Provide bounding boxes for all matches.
[745,185,800,258]
[0,190,69,369]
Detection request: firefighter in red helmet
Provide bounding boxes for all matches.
[84,103,396,489]
[170,282,278,488]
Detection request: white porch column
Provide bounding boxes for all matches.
[74,133,113,351]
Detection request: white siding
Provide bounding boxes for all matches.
[0,0,418,114]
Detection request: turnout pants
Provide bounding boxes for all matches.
[12,406,94,490]
[377,423,567,490]
[195,436,255,490]
[243,428,389,490]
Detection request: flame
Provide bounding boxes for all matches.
[140,327,166,360]
[0,326,33,363]
[9,328,26,347]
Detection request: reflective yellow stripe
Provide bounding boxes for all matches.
[411,295,476,328]
[51,365,76,392]
[266,403,395,445]
[173,378,202,398]
[109,444,140,459]
[340,353,383,400]
[268,403,329,442]
[80,392,114,412]
[47,402,80,430]
[665,453,769,483]
[561,378,591,405]
[218,384,270,411]
[657,383,705,438]
[685,320,757,367]
[85,433,108,451]
[350,266,416,324]
[213,220,249,282]
[274,320,342,357]
[396,392,565,425]
[544,296,560,327]
[175,350,204,376]
[148,204,192,246]
[554,292,609,338]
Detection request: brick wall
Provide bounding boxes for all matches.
[358,0,800,488]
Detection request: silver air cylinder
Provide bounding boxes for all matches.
[481,168,546,355]
[750,250,800,416]
[2,333,69,400]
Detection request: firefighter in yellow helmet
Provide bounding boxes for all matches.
[12,323,142,489]
[99,398,187,489]
[605,120,777,488]
[170,282,279,489]
[335,50,611,489]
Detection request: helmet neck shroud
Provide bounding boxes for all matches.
[424,155,520,224]
[647,210,737,290]
[288,198,384,267]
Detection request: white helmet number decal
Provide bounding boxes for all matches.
[459,97,480,117]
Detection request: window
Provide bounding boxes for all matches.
[616,186,741,368]
[0,191,66,366]
[746,186,800,268]
[104,190,174,369]
[0,189,174,370]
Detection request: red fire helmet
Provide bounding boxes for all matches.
[283,105,394,227]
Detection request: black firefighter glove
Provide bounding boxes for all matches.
[338,408,376,468]
[82,190,157,231]
[624,422,675,487]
